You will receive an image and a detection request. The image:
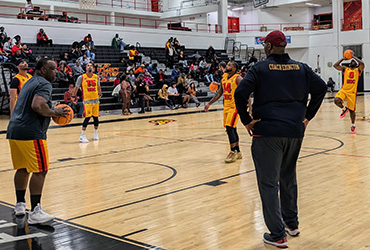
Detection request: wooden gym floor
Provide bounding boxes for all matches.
[1,92,370,249]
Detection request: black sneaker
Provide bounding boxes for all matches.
[138,110,145,114]
[263,233,288,248]
[340,107,349,118]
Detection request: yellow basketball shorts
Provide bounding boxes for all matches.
[335,90,356,111]
[84,102,99,117]
[9,139,49,173]
[223,108,239,128]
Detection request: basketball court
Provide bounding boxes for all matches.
[1,92,370,249]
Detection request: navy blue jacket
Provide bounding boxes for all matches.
[234,53,326,138]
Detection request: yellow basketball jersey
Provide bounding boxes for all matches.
[342,68,359,93]
[14,73,32,94]
[222,73,240,108]
[81,73,99,101]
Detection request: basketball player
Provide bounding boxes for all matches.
[7,58,69,224]
[9,59,32,115]
[204,61,243,163]
[333,52,365,134]
[73,62,102,143]
[235,30,326,248]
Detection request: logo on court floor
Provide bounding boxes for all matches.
[358,115,370,121]
[148,119,176,126]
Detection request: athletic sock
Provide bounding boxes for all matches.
[342,107,347,111]
[30,195,41,211]
[94,128,98,133]
[352,123,355,127]
[81,130,85,136]
[235,146,240,152]
[16,190,26,203]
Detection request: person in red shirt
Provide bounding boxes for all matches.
[37,28,52,47]
[11,42,21,55]
[84,34,94,48]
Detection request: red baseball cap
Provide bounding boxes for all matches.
[260,30,287,47]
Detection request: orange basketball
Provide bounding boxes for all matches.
[209,82,218,92]
[52,104,74,126]
[344,50,353,60]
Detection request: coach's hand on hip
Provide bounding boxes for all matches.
[245,119,261,136]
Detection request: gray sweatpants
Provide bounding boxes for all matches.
[251,136,303,240]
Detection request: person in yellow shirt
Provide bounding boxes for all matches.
[204,61,244,163]
[9,59,32,115]
[73,63,102,143]
[334,52,365,134]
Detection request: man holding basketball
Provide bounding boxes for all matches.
[7,58,69,224]
[205,61,243,163]
[334,51,365,134]
[74,62,102,143]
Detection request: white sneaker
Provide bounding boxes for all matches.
[27,204,55,225]
[14,202,26,216]
[79,135,89,143]
[93,132,99,140]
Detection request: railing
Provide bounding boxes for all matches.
[49,0,162,12]
[239,20,333,32]
[0,5,221,34]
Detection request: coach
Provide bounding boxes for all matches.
[234,30,326,248]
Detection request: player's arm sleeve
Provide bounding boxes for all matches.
[234,67,257,126]
[75,75,83,88]
[10,78,20,89]
[304,64,327,121]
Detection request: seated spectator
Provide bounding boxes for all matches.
[173,37,184,52]
[168,81,182,108]
[190,61,200,80]
[25,0,33,14]
[0,33,6,45]
[190,50,202,63]
[77,54,90,68]
[21,44,35,62]
[148,63,158,77]
[157,84,174,109]
[0,26,7,39]
[58,12,69,22]
[171,66,181,81]
[37,28,52,47]
[112,34,127,53]
[84,44,95,60]
[143,72,153,85]
[177,50,188,69]
[70,60,85,79]
[84,34,94,48]
[57,61,73,87]
[11,42,21,56]
[135,64,146,76]
[13,35,21,46]
[129,45,140,64]
[11,49,28,66]
[3,37,13,54]
[120,57,128,70]
[127,69,136,85]
[0,43,9,63]
[177,73,190,108]
[71,47,82,60]
[64,84,83,117]
[206,46,215,62]
[327,77,335,93]
[157,69,165,87]
[119,73,132,115]
[188,82,200,107]
[126,61,135,74]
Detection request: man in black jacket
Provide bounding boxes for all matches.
[234,30,326,248]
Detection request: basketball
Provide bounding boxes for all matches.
[52,104,74,126]
[344,50,353,60]
[209,82,218,92]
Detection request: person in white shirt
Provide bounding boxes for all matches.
[167,82,182,108]
[25,0,33,13]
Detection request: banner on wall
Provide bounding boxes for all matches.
[343,0,362,31]
[255,36,291,45]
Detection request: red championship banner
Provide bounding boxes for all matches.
[343,0,362,31]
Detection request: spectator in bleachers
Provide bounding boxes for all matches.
[190,50,202,63]
[64,84,83,118]
[71,47,82,60]
[84,44,95,60]
[11,42,21,56]
[188,82,200,107]
[21,44,35,62]
[112,34,127,53]
[199,57,209,75]
[37,28,53,47]
[78,54,90,68]
[157,84,174,109]
[126,61,135,74]
[11,49,28,66]
[119,73,132,115]
[148,63,158,78]
[0,27,7,38]
[177,50,188,68]
[157,69,165,87]
[12,35,21,46]
[206,46,215,62]
[168,82,182,108]
[129,46,139,64]
[128,69,136,84]
[57,61,73,87]
[0,43,9,63]
[120,57,128,69]
[3,37,13,54]
[165,37,173,50]
[177,73,190,108]
[25,0,33,14]
[135,64,146,76]
[0,33,6,45]
[135,74,151,113]
[210,54,220,74]
[171,66,181,81]
[84,34,94,48]
[70,60,85,79]
[166,42,176,69]
[190,61,200,81]
[173,38,184,52]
